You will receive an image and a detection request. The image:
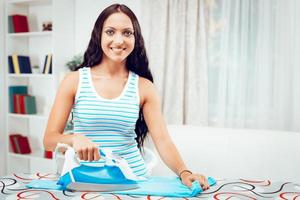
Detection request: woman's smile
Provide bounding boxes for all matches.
[110,47,127,54]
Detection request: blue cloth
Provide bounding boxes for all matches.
[112,176,216,197]
[26,176,216,197]
[26,179,63,190]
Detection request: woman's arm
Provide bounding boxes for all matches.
[43,72,100,161]
[139,78,209,189]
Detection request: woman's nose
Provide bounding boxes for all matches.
[113,34,124,45]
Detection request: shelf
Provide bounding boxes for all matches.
[5,0,74,175]
[7,31,52,37]
[7,0,52,6]
[8,113,47,119]
[8,149,51,160]
[8,73,53,78]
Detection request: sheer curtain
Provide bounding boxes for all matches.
[140,0,208,125]
[207,0,300,131]
[140,0,300,131]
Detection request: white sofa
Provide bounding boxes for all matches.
[147,125,300,182]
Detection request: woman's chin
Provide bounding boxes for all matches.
[107,56,127,63]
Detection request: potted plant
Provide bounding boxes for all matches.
[66,54,83,71]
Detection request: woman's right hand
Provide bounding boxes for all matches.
[72,134,100,161]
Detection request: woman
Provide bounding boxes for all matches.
[43,4,209,190]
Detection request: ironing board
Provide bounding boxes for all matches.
[1,172,300,199]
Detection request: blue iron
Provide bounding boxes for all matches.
[56,143,141,192]
[27,144,216,197]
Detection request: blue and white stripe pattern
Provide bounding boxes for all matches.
[72,67,148,177]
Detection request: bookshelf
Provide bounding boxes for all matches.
[8,0,52,6]
[8,73,53,78]
[9,113,47,119]
[4,0,75,174]
[7,31,52,37]
[1,0,6,176]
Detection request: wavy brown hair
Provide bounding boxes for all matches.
[76,4,153,149]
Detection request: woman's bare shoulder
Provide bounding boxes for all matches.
[64,70,79,81]
[138,77,158,105]
[58,71,79,95]
[138,77,155,92]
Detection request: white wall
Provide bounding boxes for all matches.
[74,0,141,55]
[0,0,6,176]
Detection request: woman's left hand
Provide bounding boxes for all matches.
[180,172,210,190]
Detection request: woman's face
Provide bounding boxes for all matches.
[101,12,135,63]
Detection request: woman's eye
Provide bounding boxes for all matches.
[105,30,114,36]
[123,31,133,37]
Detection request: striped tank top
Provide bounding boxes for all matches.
[72,67,148,177]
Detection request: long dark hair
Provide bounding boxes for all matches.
[76,4,153,149]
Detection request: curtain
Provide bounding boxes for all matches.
[206,0,300,131]
[140,0,300,132]
[140,0,208,125]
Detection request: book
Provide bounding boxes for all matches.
[9,134,31,154]
[18,55,32,73]
[11,15,29,33]
[18,136,31,154]
[24,95,37,114]
[8,86,28,113]
[8,16,15,33]
[19,95,26,114]
[12,135,22,153]
[43,54,52,74]
[12,54,21,74]
[13,94,21,113]
[10,54,32,74]
[8,56,14,73]
[13,94,37,114]
[13,94,27,114]
[9,134,21,153]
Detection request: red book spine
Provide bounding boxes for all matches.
[19,95,26,114]
[13,136,22,153]
[18,136,31,154]
[13,94,17,113]
[9,134,21,153]
[13,94,20,113]
[12,15,29,33]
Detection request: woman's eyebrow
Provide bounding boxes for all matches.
[103,26,134,31]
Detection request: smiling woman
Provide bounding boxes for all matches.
[43,4,210,190]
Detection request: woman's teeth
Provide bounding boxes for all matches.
[111,47,125,50]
